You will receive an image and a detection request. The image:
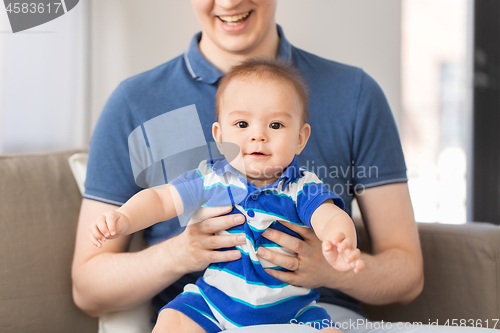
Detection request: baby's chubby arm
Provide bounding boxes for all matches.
[89,185,184,248]
[310,200,365,273]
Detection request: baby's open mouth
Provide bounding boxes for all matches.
[250,152,267,156]
[218,11,252,26]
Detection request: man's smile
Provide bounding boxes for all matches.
[217,11,252,26]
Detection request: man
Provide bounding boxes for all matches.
[73,1,426,331]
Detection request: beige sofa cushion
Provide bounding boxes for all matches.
[0,150,98,333]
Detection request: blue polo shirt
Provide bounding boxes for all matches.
[84,25,407,316]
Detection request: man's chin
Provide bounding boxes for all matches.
[215,34,261,55]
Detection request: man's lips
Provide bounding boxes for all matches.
[217,11,252,26]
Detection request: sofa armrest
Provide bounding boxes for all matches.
[0,150,98,333]
[360,221,500,325]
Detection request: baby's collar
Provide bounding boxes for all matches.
[211,156,301,189]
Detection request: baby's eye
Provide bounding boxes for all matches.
[269,122,283,130]
[235,121,248,128]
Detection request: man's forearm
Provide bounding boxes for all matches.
[326,248,424,305]
[72,237,184,317]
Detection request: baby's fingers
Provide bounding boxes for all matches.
[322,240,339,267]
[96,215,113,238]
[353,259,365,273]
[344,249,365,273]
[345,248,361,264]
[90,223,105,248]
[322,240,335,253]
[330,232,346,246]
[103,211,119,236]
[336,237,353,253]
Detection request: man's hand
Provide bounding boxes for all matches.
[256,221,337,289]
[166,206,247,274]
[256,184,424,306]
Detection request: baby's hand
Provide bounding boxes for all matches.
[322,232,364,273]
[89,210,129,248]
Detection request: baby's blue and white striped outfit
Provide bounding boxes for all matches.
[163,156,345,332]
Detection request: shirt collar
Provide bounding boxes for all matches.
[211,155,301,189]
[279,156,301,187]
[183,24,292,85]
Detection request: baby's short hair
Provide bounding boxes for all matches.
[215,58,309,123]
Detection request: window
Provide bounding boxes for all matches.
[0,2,89,154]
[401,0,471,223]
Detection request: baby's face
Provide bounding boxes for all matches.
[213,77,310,186]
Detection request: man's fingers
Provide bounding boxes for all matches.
[261,228,304,254]
[197,214,245,234]
[256,247,299,272]
[206,249,242,263]
[203,234,246,250]
[189,206,233,224]
[264,268,295,285]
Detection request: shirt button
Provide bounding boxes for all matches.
[247,210,255,218]
[251,194,259,200]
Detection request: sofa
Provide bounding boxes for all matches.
[1,149,499,332]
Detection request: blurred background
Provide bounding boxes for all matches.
[1,0,498,225]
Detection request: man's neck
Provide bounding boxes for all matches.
[198,28,280,74]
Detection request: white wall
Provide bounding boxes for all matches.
[90,0,401,132]
[276,0,401,124]
[90,0,201,129]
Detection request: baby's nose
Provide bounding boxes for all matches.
[251,132,267,142]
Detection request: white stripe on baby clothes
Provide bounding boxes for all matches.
[181,284,225,330]
[203,267,312,307]
[198,161,247,191]
[217,229,298,269]
[273,170,324,204]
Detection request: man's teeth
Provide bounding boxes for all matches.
[219,11,250,25]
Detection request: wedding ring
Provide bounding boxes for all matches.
[297,258,302,271]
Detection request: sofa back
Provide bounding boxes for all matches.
[0,150,98,333]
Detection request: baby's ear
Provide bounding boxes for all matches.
[212,122,224,154]
[296,123,311,155]
[212,122,222,142]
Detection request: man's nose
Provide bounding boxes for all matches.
[215,0,244,10]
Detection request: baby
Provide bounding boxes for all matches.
[90,59,364,332]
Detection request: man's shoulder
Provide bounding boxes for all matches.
[118,54,187,94]
[292,46,365,80]
[292,46,387,109]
